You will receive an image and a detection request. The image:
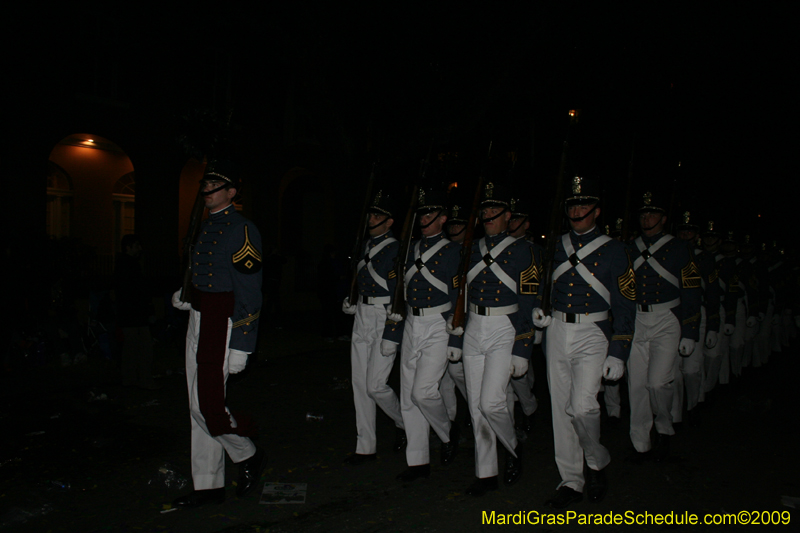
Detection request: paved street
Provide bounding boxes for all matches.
[1,318,797,532]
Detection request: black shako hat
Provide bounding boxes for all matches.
[638,191,667,214]
[677,211,700,232]
[564,176,601,207]
[417,187,447,215]
[366,189,396,218]
[479,181,511,209]
[201,159,240,189]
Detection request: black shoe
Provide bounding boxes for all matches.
[465,476,498,497]
[518,412,534,433]
[396,464,430,482]
[652,433,670,463]
[605,416,621,428]
[503,443,523,485]
[343,453,377,466]
[584,465,608,503]
[172,488,225,508]
[545,486,583,509]
[464,412,472,432]
[236,448,267,497]
[394,428,408,453]
[441,423,460,466]
[625,450,651,464]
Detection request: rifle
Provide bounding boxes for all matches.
[451,141,493,329]
[541,109,580,315]
[348,161,378,305]
[179,183,207,303]
[389,155,431,319]
[621,141,635,242]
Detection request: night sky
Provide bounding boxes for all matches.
[10,4,794,243]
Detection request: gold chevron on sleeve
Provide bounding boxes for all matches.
[682,312,700,325]
[452,274,459,288]
[514,330,536,341]
[519,249,540,295]
[232,225,263,271]
[709,268,719,284]
[618,260,636,301]
[681,260,701,289]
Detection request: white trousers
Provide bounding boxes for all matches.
[185,310,256,490]
[603,381,622,418]
[545,319,610,492]
[440,360,467,422]
[463,314,517,478]
[730,299,747,376]
[351,302,403,455]
[400,313,451,466]
[628,309,680,452]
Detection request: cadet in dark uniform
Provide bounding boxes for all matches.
[447,182,538,496]
[386,187,462,482]
[341,190,405,464]
[440,192,469,429]
[171,160,265,507]
[534,177,635,508]
[674,212,720,423]
[506,197,543,432]
[627,192,701,462]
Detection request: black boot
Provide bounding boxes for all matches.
[172,488,225,508]
[396,464,430,482]
[393,428,408,453]
[440,422,460,466]
[652,433,670,462]
[584,462,607,503]
[465,476,498,496]
[503,443,523,485]
[236,448,267,497]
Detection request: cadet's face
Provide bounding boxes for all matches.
[447,223,466,243]
[703,235,721,252]
[508,217,529,238]
[567,204,599,234]
[639,212,666,237]
[203,180,236,212]
[481,207,510,236]
[678,229,698,243]
[368,213,393,236]
[419,211,447,237]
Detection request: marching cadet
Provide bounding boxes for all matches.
[627,192,701,462]
[341,190,405,465]
[506,197,543,433]
[440,193,469,428]
[385,187,462,482]
[170,160,265,507]
[675,213,721,424]
[601,218,625,424]
[447,181,538,496]
[736,236,764,371]
[533,177,635,509]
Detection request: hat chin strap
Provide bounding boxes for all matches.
[367,215,390,231]
[481,207,507,224]
[201,183,227,196]
[564,203,598,223]
[447,224,466,238]
[419,210,441,230]
[509,216,528,234]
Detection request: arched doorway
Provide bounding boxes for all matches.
[48,133,134,275]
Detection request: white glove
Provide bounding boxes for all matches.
[510,356,528,378]
[534,330,543,345]
[342,297,356,315]
[171,290,192,311]
[447,347,462,362]
[746,316,757,328]
[532,308,552,328]
[380,340,398,357]
[705,330,718,349]
[446,315,464,336]
[603,357,624,381]
[228,349,248,374]
[724,324,735,335]
[679,338,696,357]
[387,312,403,323]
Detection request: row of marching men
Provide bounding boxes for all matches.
[340,176,798,510]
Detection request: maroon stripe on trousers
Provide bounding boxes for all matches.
[192,288,257,438]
